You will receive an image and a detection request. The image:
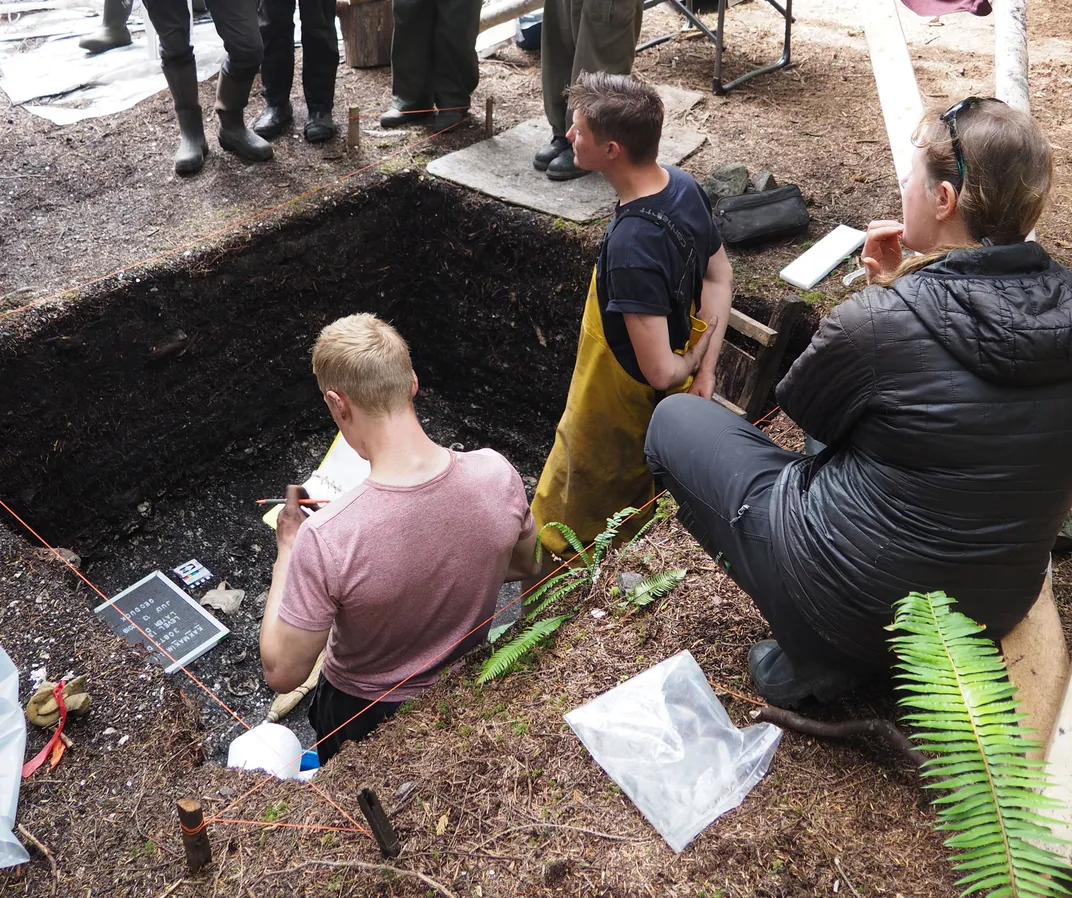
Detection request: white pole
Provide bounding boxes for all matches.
[992,0,1030,113]
[479,0,542,33]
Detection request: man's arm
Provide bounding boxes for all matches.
[624,313,717,392]
[260,485,332,694]
[688,246,733,400]
[504,527,539,581]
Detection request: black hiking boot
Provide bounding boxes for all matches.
[533,135,569,171]
[304,109,336,143]
[379,102,433,128]
[253,101,293,140]
[433,107,468,130]
[546,147,591,181]
[747,639,859,708]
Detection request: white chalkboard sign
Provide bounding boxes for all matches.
[95,571,229,674]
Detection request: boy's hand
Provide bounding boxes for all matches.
[276,484,311,554]
[681,317,717,373]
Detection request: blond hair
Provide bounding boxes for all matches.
[876,100,1053,285]
[312,313,413,416]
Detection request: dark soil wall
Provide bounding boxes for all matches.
[0,173,598,547]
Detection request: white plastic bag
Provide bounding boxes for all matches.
[227,723,314,781]
[0,643,30,868]
[565,650,781,852]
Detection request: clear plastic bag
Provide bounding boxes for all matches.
[0,643,30,868]
[565,650,781,852]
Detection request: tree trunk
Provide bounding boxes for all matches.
[337,0,393,69]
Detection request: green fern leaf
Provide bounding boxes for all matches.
[626,569,687,607]
[592,506,640,565]
[477,615,572,684]
[623,495,675,551]
[523,570,581,607]
[535,521,591,571]
[888,591,1072,898]
[526,576,589,619]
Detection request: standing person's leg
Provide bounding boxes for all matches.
[142,0,208,174]
[379,0,435,127]
[297,0,340,140]
[428,0,480,128]
[535,0,577,170]
[546,0,643,181]
[645,394,861,706]
[79,0,133,54]
[253,0,297,139]
[207,0,274,160]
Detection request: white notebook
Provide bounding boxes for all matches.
[262,432,371,529]
[780,225,867,290]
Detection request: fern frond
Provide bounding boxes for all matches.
[625,569,687,608]
[592,506,640,565]
[536,521,591,571]
[477,615,572,684]
[526,576,589,619]
[623,495,676,551]
[487,620,514,644]
[888,591,1072,898]
[523,570,581,606]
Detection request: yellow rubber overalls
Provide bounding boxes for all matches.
[532,206,707,557]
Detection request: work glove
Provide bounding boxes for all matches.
[25,675,92,727]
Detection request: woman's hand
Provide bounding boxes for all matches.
[862,220,905,284]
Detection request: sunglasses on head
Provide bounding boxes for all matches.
[938,96,1003,190]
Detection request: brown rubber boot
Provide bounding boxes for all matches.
[78,0,132,54]
[215,72,273,162]
[162,62,208,176]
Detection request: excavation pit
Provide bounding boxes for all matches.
[0,172,816,758]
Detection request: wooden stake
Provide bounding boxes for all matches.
[484,96,495,140]
[347,106,361,153]
[177,798,211,874]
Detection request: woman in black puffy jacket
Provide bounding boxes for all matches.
[645,98,1072,707]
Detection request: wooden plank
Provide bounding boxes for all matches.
[1001,571,1071,755]
[712,392,747,418]
[859,0,924,184]
[738,296,805,422]
[713,341,755,408]
[729,308,775,347]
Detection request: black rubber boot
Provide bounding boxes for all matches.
[546,147,591,182]
[304,109,336,143]
[162,62,208,176]
[534,135,569,172]
[78,0,132,54]
[215,72,273,162]
[253,101,294,140]
[747,639,859,708]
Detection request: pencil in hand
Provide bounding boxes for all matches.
[256,498,331,506]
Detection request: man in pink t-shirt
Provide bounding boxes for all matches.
[260,313,538,763]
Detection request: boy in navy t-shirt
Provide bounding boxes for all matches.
[531,72,733,557]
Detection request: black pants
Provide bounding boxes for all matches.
[144,0,262,78]
[308,675,402,764]
[390,0,481,110]
[645,394,857,671]
[258,0,339,110]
